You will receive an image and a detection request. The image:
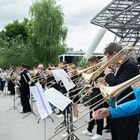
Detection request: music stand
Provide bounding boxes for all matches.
[65,103,80,140]
[54,108,67,133]
[54,91,80,140]
[6,95,19,112]
[7,85,21,112]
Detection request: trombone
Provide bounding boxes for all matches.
[48,46,136,140]
[58,73,140,140]
[72,46,136,106]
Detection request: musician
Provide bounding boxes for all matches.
[82,56,104,140]
[86,56,99,74]
[7,66,15,95]
[98,42,139,140]
[58,62,68,72]
[68,64,80,119]
[19,64,31,113]
[0,69,7,92]
[35,64,47,88]
[92,84,140,119]
[14,67,21,95]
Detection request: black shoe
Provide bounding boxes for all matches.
[20,111,28,113]
[105,128,111,133]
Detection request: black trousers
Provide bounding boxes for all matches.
[87,110,103,135]
[87,88,104,135]
[111,115,139,140]
[20,88,31,112]
[8,80,15,95]
[1,81,5,91]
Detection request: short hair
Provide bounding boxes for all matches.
[71,64,76,69]
[88,56,99,63]
[9,66,14,70]
[21,64,27,68]
[104,42,122,55]
[38,64,44,69]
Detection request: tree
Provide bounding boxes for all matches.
[0,19,39,67]
[4,20,28,43]
[30,0,67,64]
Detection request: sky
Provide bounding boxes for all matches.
[0,0,116,53]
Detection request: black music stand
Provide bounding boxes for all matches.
[6,86,21,112]
[54,108,68,133]
[65,103,80,140]
[6,94,20,112]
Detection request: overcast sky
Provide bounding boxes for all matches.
[0,0,115,53]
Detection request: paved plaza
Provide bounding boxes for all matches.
[0,93,111,140]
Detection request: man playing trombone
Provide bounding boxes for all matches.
[92,81,140,119]
[92,81,140,139]
[82,56,104,140]
[96,42,139,140]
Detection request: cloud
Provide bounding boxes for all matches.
[0,0,114,53]
[0,0,32,30]
[57,0,114,52]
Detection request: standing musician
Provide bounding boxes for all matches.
[7,66,15,95]
[97,42,139,140]
[14,67,21,95]
[0,69,7,92]
[82,56,104,140]
[35,64,47,89]
[68,64,80,119]
[93,81,140,140]
[92,81,140,119]
[19,64,31,113]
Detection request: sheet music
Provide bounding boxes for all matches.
[35,82,53,114]
[51,69,75,91]
[44,88,72,111]
[30,83,53,119]
[35,82,44,94]
[51,69,66,82]
[61,76,75,91]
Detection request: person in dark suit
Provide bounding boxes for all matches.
[102,42,139,140]
[19,64,31,113]
[8,67,15,95]
[82,56,104,140]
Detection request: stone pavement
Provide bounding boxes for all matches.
[0,93,111,140]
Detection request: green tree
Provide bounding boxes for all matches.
[0,19,39,67]
[30,0,67,64]
[0,39,39,67]
[4,20,28,43]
